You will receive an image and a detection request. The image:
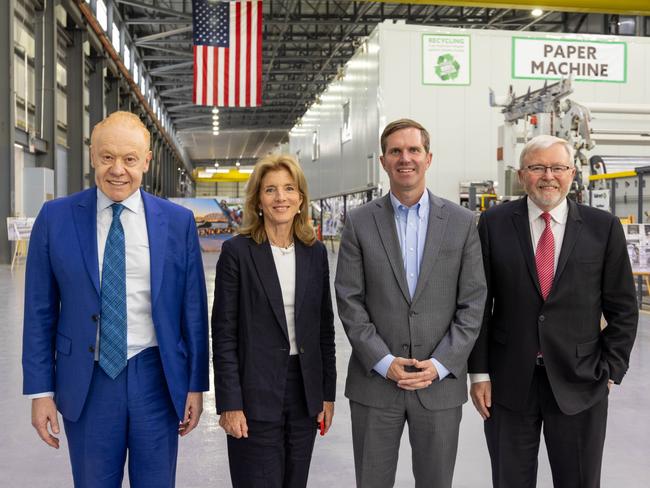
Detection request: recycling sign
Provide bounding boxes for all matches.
[435,54,461,81]
[423,34,471,85]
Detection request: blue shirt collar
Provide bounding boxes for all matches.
[389,190,429,218]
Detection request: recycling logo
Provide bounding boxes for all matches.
[435,53,460,81]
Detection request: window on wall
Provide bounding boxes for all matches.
[111,22,121,53]
[96,0,108,32]
[123,45,131,72]
[133,63,139,84]
[139,74,146,95]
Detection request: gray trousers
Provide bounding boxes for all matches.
[350,393,462,488]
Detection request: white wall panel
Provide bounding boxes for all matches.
[290,31,381,200]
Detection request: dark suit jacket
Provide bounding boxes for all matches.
[22,188,210,422]
[468,197,638,415]
[212,234,336,422]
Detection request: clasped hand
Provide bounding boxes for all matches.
[386,357,438,390]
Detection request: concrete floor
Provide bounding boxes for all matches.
[3,249,650,487]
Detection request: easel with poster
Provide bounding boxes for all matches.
[6,217,35,271]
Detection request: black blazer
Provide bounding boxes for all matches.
[468,197,637,415]
[212,234,336,422]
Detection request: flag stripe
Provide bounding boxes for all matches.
[256,1,262,106]
[235,1,242,107]
[245,1,252,107]
[228,1,236,106]
[250,0,257,106]
[192,46,198,104]
[206,46,214,105]
[192,0,262,107]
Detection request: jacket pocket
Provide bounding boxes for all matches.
[177,338,188,358]
[56,333,72,355]
[491,328,507,345]
[576,338,599,357]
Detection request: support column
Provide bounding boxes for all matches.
[105,74,120,115]
[88,54,106,186]
[66,27,86,194]
[164,148,170,197]
[159,143,165,197]
[35,0,58,170]
[88,55,105,127]
[0,0,15,264]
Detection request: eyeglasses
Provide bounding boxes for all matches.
[523,164,573,175]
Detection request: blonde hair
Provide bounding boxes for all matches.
[240,154,316,246]
[90,111,150,149]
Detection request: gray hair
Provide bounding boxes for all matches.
[519,135,575,168]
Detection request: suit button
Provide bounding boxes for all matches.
[92,314,100,322]
[539,315,545,322]
[402,344,409,351]
[409,311,417,317]
[88,345,95,353]
[299,347,305,354]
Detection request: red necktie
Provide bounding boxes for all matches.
[535,212,555,300]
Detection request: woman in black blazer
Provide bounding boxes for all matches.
[212,154,336,488]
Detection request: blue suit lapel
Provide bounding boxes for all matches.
[142,191,168,306]
[72,188,100,296]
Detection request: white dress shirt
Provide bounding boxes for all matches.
[271,243,299,355]
[97,188,158,360]
[470,197,568,384]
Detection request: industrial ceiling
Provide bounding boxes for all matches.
[114,0,648,167]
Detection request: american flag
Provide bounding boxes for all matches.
[192,0,262,107]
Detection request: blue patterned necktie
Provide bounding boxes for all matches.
[99,203,127,379]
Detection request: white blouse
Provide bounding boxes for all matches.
[270,244,298,355]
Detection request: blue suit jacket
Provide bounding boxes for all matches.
[22,187,209,422]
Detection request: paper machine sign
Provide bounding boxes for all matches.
[512,37,627,83]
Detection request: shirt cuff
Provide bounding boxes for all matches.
[469,373,491,383]
[27,392,54,399]
[430,357,450,381]
[373,354,395,378]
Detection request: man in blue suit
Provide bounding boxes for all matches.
[22,111,209,487]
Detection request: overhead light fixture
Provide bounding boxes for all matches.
[212,107,219,114]
[214,162,219,168]
[531,8,543,17]
[212,114,219,120]
[235,161,241,167]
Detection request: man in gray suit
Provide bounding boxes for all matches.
[335,118,486,488]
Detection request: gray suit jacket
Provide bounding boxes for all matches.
[335,191,487,410]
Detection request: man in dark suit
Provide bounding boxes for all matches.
[468,135,638,488]
[22,111,209,487]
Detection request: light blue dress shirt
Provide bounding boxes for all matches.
[373,191,450,381]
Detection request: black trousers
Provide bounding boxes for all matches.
[227,356,317,488]
[485,365,608,488]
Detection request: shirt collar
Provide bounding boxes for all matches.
[97,188,142,215]
[527,196,568,225]
[389,191,429,218]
